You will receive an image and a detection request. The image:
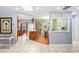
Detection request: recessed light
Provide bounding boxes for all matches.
[57,7,60,10]
[21,6,33,11]
[35,7,39,10]
[16,7,19,9]
[76,7,79,9]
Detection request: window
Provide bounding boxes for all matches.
[52,16,69,32]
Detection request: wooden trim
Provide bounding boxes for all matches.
[0,17,12,34]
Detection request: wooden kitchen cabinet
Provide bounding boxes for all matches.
[29,31,39,40]
[17,30,23,36]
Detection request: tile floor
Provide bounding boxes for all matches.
[0,33,79,53]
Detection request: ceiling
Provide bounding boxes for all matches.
[0,6,79,19]
[0,6,16,12]
[16,6,79,19]
[17,6,65,16]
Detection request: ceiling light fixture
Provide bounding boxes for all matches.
[57,7,60,10]
[16,7,19,9]
[21,6,33,11]
[35,7,39,10]
[77,7,79,9]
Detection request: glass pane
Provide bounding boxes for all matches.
[52,17,68,32]
[52,17,57,31]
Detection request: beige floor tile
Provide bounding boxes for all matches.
[1,34,79,53]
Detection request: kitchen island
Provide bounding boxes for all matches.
[29,31,39,41]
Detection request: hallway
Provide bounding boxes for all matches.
[0,33,79,53]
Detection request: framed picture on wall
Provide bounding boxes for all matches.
[0,17,12,34]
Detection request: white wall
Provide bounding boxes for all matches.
[35,15,49,20]
[17,12,33,20]
[72,11,79,40]
[0,7,17,44]
[73,14,79,40]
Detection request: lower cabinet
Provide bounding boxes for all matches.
[29,31,39,40]
[17,30,26,36]
[17,30,23,36]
